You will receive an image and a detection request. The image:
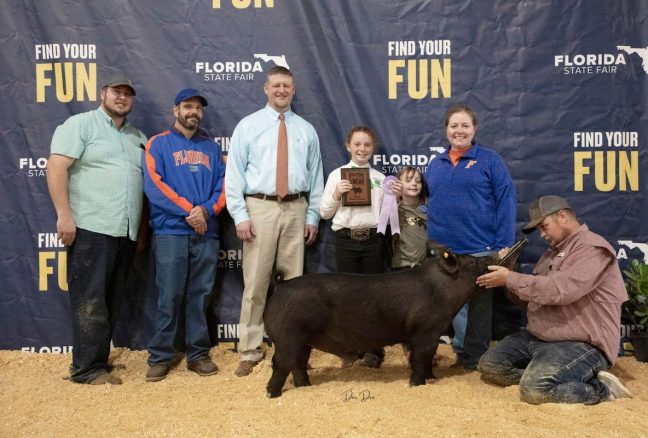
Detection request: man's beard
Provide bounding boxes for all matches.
[103,101,131,118]
[178,114,201,130]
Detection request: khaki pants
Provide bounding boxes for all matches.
[238,196,307,361]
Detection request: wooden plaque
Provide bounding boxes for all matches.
[341,167,371,206]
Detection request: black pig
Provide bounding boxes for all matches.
[263,245,496,397]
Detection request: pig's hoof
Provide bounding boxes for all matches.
[267,389,282,398]
[424,371,437,380]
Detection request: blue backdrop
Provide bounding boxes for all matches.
[1,0,646,352]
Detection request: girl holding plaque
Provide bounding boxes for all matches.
[319,125,401,368]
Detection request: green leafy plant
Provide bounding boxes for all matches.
[623,259,648,332]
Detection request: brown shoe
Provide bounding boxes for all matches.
[188,357,218,376]
[340,356,356,368]
[89,373,122,385]
[450,358,478,370]
[361,352,383,369]
[235,360,257,377]
[146,364,169,382]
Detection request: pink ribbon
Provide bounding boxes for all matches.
[377,176,400,235]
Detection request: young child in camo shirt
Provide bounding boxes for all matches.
[391,166,428,270]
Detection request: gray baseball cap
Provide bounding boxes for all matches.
[522,195,572,233]
[102,72,136,96]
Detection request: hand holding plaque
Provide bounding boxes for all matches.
[341,168,371,206]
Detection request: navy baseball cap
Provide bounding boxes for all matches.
[174,88,208,106]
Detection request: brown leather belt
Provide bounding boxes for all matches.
[336,228,378,242]
[246,192,307,202]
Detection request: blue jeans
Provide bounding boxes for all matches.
[147,234,219,365]
[452,251,494,367]
[67,228,135,383]
[478,330,610,404]
[452,304,468,352]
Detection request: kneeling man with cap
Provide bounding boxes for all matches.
[475,195,632,404]
[143,88,226,381]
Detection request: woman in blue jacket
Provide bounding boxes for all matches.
[424,104,516,369]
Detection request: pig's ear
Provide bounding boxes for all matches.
[426,240,435,257]
[438,250,459,277]
[426,240,445,258]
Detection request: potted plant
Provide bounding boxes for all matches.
[622,259,648,362]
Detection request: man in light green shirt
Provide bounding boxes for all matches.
[47,72,147,385]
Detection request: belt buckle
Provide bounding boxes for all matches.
[350,229,370,241]
[276,195,284,203]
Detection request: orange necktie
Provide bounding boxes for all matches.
[276,113,288,198]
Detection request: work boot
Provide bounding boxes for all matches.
[107,363,126,372]
[89,373,122,385]
[235,360,257,377]
[146,364,169,382]
[451,355,478,370]
[188,357,218,376]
